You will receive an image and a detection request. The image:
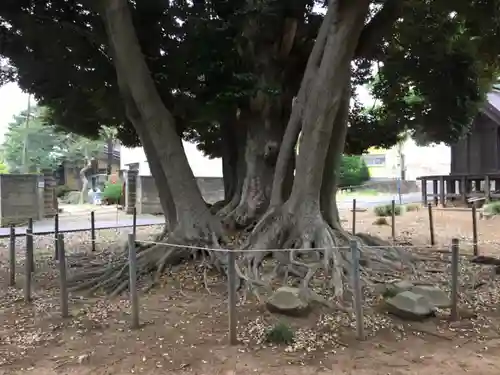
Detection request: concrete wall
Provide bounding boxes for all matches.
[134,176,225,215]
[137,176,163,215]
[0,174,39,226]
[120,142,223,178]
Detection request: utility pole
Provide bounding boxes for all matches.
[22,94,31,173]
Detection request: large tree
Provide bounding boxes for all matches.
[1,0,499,298]
[2,105,108,173]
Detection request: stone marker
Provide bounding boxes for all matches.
[266,287,310,317]
[410,285,451,308]
[386,291,435,320]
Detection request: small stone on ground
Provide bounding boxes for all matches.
[266,287,310,317]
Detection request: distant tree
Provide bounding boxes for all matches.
[339,156,370,188]
[3,106,109,173]
[0,162,9,174]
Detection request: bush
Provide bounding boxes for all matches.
[103,180,123,204]
[265,321,295,345]
[374,203,404,217]
[55,185,71,198]
[483,201,500,216]
[405,203,421,212]
[339,155,370,188]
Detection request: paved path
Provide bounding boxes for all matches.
[0,193,424,238]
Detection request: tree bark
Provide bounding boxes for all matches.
[320,86,350,229]
[103,0,220,239]
[221,117,245,204]
[141,131,178,228]
[245,1,372,297]
[224,111,283,228]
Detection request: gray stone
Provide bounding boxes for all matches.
[266,287,310,317]
[410,285,451,308]
[386,291,435,320]
[387,279,414,295]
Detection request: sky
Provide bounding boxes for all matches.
[0,82,376,177]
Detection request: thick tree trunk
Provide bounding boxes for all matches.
[221,117,246,205]
[320,87,350,229]
[244,0,375,299]
[140,131,177,228]
[224,112,283,229]
[103,0,220,240]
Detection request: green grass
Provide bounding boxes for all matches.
[265,321,295,345]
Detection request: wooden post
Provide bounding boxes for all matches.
[352,199,356,235]
[439,176,445,207]
[450,238,459,321]
[54,213,59,260]
[460,176,467,204]
[57,234,69,318]
[9,225,16,286]
[427,203,435,246]
[27,219,34,274]
[227,250,238,345]
[391,199,396,241]
[421,178,428,205]
[432,179,438,206]
[24,228,32,303]
[472,204,478,256]
[350,240,364,340]
[484,175,491,203]
[128,233,140,329]
[132,207,137,238]
[90,211,96,252]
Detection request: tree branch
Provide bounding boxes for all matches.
[355,0,405,59]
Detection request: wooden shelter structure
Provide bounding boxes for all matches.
[418,88,500,206]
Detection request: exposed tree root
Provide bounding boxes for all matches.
[238,205,416,308]
[67,224,228,297]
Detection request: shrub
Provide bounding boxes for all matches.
[373,203,404,217]
[405,203,421,212]
[339,155,371,188]
[265,321,295,345]
[55,185,71,198]
[373,217,389,226]
[483,201,500,216]
[103,180,122,204]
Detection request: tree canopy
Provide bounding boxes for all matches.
[1,0,497,156]
[2,105,110,172]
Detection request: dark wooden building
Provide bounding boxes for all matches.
[451,89,500,175]
[418,88,500,206]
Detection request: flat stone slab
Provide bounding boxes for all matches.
[410,285,451,308]
[266,287,310,317]
[386,291,435,321]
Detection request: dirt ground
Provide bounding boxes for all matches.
[1,209,500,375]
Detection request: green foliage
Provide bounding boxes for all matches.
[382,287,399,299]
[0,162,9,174]
[483,201,500,216]
[373,204,404,217]
[1,0,500,157]
[405,203,421,212]
[103,181,123,204]
[265,321,295,345]
[339,155,371,188]
[55,185,72,198]
[2,105,109,172]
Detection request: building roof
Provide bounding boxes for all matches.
[483,88,500,124]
